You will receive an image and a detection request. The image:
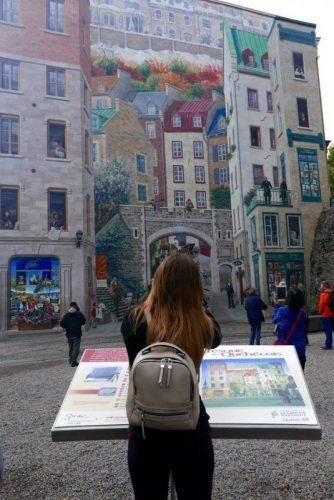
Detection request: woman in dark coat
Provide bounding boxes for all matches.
[244,288,267,345]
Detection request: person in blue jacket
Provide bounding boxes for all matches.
[272,287,307,370]
[244,288,267,345]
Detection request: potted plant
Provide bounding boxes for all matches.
[243,188,257,206]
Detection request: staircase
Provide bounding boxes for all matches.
[96,286,132,322]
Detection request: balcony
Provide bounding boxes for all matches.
[245,188,292,215]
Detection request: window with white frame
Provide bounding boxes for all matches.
[172,114,181,127]
[0,185,19,229]
[193,115,202,127]
[146,122,156,138]
[184,33,192,42]
[152,149,157,166]
[220,167,229,184]
[147,103,156,115]
[253,164,263,186]
[174,190,185,207]
[287,214,302,246]
[195,166,205,183]
[103,13,115,26]
[0,114,19,155]
[173,165,184,183]
[137,184,147,202]
[168,12,174,22]
[169,29,175,39]
[269,128,276,149]
[193,141,204,158]
[196,191,207,208]
[92,142,99,163]
[247,88,259,109]
[202,18,211,28]
[172,141,183,158]
[0,0,18,23]
[155,26,162,36]
[153,177,159,195]
[136,154,146,173]
[184,15,190,25]
[47,67,65,97]
[155,9,161,20]
[0,59,19,91]
[47,0,64,32]
[263,213,279,246]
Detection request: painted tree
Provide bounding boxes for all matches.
[327,144,334,195]
[210,185,231,209]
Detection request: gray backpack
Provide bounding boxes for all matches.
[126,342,200,438]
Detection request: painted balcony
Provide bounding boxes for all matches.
[245,188,292,215]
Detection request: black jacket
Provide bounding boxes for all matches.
[60,310,86,337]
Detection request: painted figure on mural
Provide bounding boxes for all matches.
[50,140,66,159]
[2,210,15,229]
[261,177,272,204]
[225,281,235,308]
[50,212,64,230]
[279,179,287,203]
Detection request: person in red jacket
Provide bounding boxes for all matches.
[318,281,334,350]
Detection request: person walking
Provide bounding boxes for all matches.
[60,302,86,367]
[225,281,235,308]
[261,177,272,204]
[272,287,308,370]
[318,280,334,350]
[244,288,267,345]
[121,253,222,500]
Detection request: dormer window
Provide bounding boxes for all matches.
[172,114,181,127]
[217,117,226,130]
[242,49,256,68]
[193,115,202,127]
[261,53,269,71]
[146,103,156,115]
[98,84,105,93]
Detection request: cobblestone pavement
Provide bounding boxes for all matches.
[0,319,334,499]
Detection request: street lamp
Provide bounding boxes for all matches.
[75,229,83,248]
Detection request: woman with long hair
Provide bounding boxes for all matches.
[121,253,222,500]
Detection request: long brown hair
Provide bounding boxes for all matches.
[134,253,214,369]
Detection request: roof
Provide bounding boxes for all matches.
[178,99,213,113]
[132,92,168,117]
[164,99,214,132]
[91,76,118,95]
[92,108,118,133]
[207,108,226,137]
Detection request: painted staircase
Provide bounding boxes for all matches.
[96,286,131,322]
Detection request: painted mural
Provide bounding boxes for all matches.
[10,257,60,330]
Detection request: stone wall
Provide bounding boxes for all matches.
[310,207,334,311]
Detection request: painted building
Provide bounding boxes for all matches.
[206,93,228,190]
[0,0,94,331]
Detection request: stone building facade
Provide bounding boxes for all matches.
[0,0,95,331]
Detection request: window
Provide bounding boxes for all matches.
[297,98,309,127]
[153,177,159,195]
[92,142,99,163]
[172,114,181,127]
[193,141,204,158]
[173,165,184,183]
[237,206,240,229]
[193,115,202,127]
[0,59,19,91]
[0,114,19,155]
[261,53,269,71]
[220,167,229,184]
[196,191,207,208]
[250,126,261,147]
[263,214,279,246]
[136,153,146,173]
[202,18,211,28]
[266,91,273,112]
[272,166,279,187]
[96,99,103,109]
[137,184,147,202]
[253,164,263,186]
[200,34,210,45]
[84,130,89,166]
[250,217,257,250]
[242,49,256,68]
[217,117,226,130]
[152,149,157,166]
[103,13,115,27]
[184,15,190,26]
[287,215,302,246]
[48,189,66,230]
[86,194,91,236]
[146,122,156,138]
[0,186,18,229]
[172,141,183,158]
[126,15,143,33]
[47,121,66,158]
[213,144,227,162]
[47,0,64,32]
[169,29,175,39]
[269,128,276,149]
[47,67,65,97]
[195,166,205,183]
[155,26,162,36]
[293,52,305,79]
[247,89,259,109]
[273,58,279,88]
[0,0,18,23]
[298,148,321,200]
[184,33,192,42]
[84,81,89,109]
[155,10,161,20]
[174,190,185,207]
[147,103,156,115]
[168,12,174,23]
[277,104,283,135]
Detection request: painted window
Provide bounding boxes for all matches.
[202,18,211,28]
[47,120,66,158]
[242,49,256,68]
[267,91,273,112]
[195,166,205,183]
[168,12,174,23]
[47,0,64,32]
[136,153,146,173]
[173,165,184,183]
[298,148,321,201]
[0,59,19,90]
[46,67,65,97]
[293,52,305,79]
[196,191,207,208]
[0,186,18,229]
[0,114,19,154]
[92,142,98,163]
[146,122,156,138]
[297,98,309,127]
[155,26,162,36]
[146,103,156,115]
[253,164,263,186]
[155,10,161,20]
[0,0,18,23]
[84,130,89,166]
[212,144,227,161]
[152,149,157,166]
[103,13,115,27]
[126,16,143,33]
[217,116,226,130]
[269,128,276,149]
[172,114,181,127]
[184,33,192,42]
[172,141,183,158]
[220,167,229,184]
[137,184,147,202]
[277,104,283,135]
[169,29,175,39]
[272,58,279,88]
[193,141,204,158]
[247,89,259,109]
[153,177,159,195]
[263,213,279,246]
[184,15,190,26]
[272,166,279,187]
[86,194,91,236]
[261,53,269,71]
[287,215,302,247]
[174,190,185,207]
[96,99,103,109]
[250,217,257,250]
[48,189,66,230]
[250,126,261,147]
[193,115,202,127]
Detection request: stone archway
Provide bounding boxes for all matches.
[218,262,233,293]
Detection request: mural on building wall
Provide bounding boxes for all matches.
[9,257,60,330]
